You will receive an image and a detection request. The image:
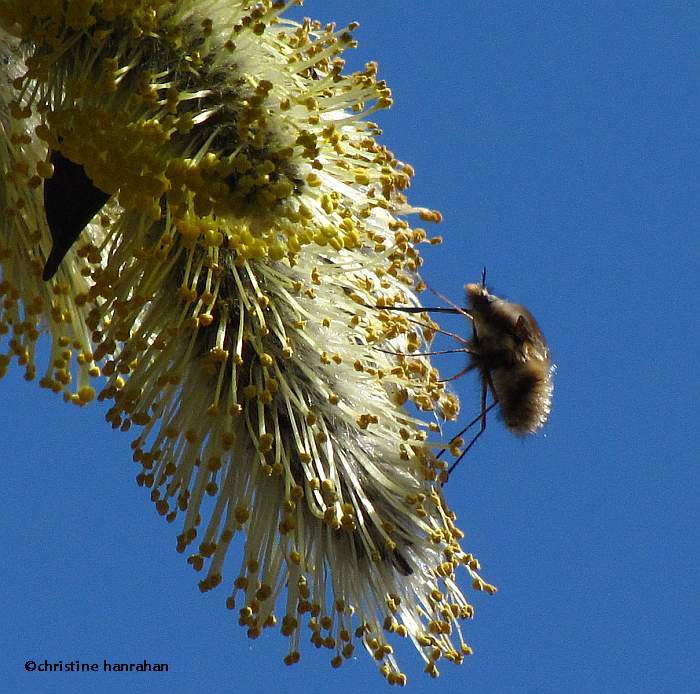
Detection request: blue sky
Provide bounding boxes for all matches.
[3,2,697,692]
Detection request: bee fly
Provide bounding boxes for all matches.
[373,270,554,476]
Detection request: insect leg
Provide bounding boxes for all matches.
[446,386,498,476]
[366,306,471,346]
[435,303,496,475]
[438,361,478,382]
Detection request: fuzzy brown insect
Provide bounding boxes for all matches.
[453,280,553,465]
[373,273,554,476]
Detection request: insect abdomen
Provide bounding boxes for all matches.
[492,361,553,435]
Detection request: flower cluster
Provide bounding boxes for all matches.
[0,30,98,400]
[0,1,495,683]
